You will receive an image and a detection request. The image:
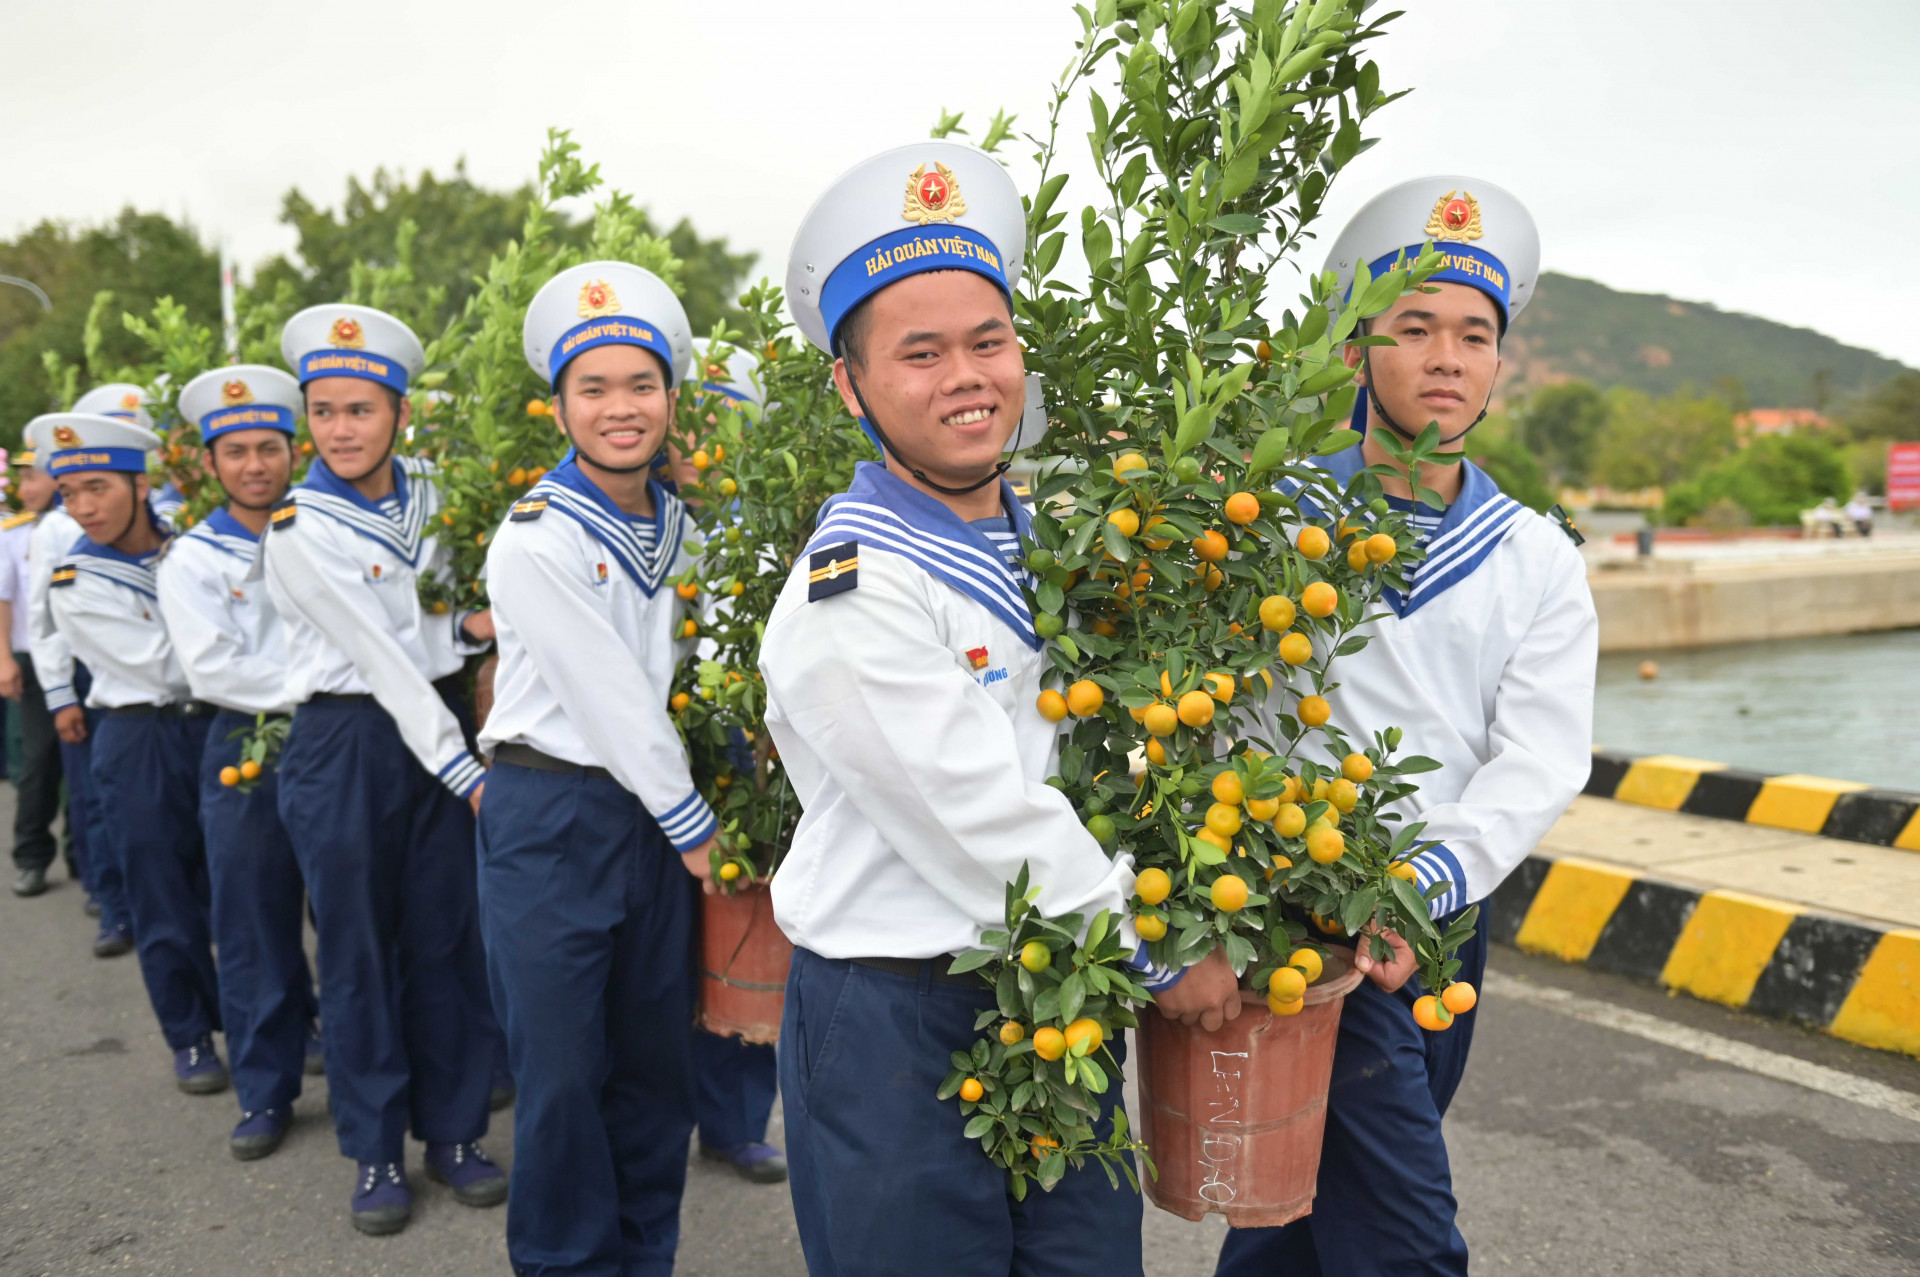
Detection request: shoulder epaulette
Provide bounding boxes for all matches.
[0,511,36,530]
[269,497,298,533]
[510,497,548,522]
[807,539,859,601]
[1545,503,1585,547]
[50,565,77,588]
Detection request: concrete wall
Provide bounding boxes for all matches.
[1590,553,1920,652]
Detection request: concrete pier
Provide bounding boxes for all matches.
[1584,533,1920,652]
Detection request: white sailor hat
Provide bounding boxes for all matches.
[27,413,161,478]
[524,262,691,390]
[72,383,154,430]
[281,304,425,394]
[178,365,301,443]
[1323,176,1540,328]
[690,339,762,408]
[786,141,1026,355]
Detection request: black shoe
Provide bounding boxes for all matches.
[12,866,48,897]
[173,1035,230,1096]
[93,924,133,958]
[350,1162,412,1236]
[229,1107,290,1160]
[424,1141,507,1207]
[699,1140,789,1184]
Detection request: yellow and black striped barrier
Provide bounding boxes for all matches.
[1584,749,1920,849]
[1489,854,1920,1058]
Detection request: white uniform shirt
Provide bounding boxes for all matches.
[760,463,1140,962]
[156,508,292,716]
[48,540,191,709]
[28,507,85,712]
[0,513,36,653]
[479,466,717,852]
[1264,447,1598,916]
[260,456,489,798]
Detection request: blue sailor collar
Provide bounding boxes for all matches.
[806,460,1039,649]
[1298,444,1524,619]
[525,456,687,597]
[295,455,435,564]
[186,505,263,560]
[66,533,168,601]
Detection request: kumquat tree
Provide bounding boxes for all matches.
[938,0,1483,1192]
[664,285,873,888]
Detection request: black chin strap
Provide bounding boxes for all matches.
[838,340,1007,497]
[1358,349,1496,447]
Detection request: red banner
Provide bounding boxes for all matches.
[1890,442,1920,511]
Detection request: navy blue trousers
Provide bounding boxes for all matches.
[692,1029,777,1148]
[64,667,128,931]
[1214,909,1489,1277]
[478,760,695,1277]
[278,696,496,1164]
[781,947,1144,1277]
[90,711,220,1048]
[200,710,317,1115]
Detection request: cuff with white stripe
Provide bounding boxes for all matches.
[43,683,77,713]
[437,751,488,800]
[452,610,492,654]
[1408,843,1469,919]
[1128,942,1186,993]
[655,790,719,854]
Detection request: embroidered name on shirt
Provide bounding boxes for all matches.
[807,541,859,601]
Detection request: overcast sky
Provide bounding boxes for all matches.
[6,1,1918,369]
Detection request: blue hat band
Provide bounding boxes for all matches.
[549,317,676,387]
[820,224,1008,349]
[104,410,140,422]
[1363,243,1512,323]
[201,404,297,441]
[297,350,409,393]
[48,447,149,476]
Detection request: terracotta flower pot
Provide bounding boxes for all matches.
[1135,948,1365,1227]
[697,886,793,1044]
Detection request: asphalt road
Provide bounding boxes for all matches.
[2,811,1916,1274]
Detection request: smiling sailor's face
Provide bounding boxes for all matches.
[832,270,1025,492]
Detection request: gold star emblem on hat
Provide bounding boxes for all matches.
[1424,191,1483,243]
[577,279,621,319]
[120,392,141,410]
[52,424,82,448]
[328,317,366,349]
[221,379,254,406]
[903,163,967,226]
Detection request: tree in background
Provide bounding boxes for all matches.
[1590,386,1737,492]
[0,166,756,451]
[0,211,220,436]
[1837,371,1920,494]
[1465,429,1554,512]
[1512,380,1605,487]
[252,163,755,341]
[1664,432,1851,527]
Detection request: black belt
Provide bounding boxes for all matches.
[850,955,991,988]
[107,700,211,718]
[493,742,612,781]
[305,692,374,706]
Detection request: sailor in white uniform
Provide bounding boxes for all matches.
[476,261,714,1275]
[2,446,70,899]
[758,141,1238,1276]
[261,304,505,1234]
[26,418,132,953]
[157,366,321,1161]
[37,412,228,1094]
[1216,179,1598,1277]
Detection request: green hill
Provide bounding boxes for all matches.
[1499,272,1911,409]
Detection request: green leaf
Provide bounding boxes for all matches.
[948,949,997,975]
[1247,427,1292,476]
[963,1114,997,1139]
[1208,213,1263,237]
